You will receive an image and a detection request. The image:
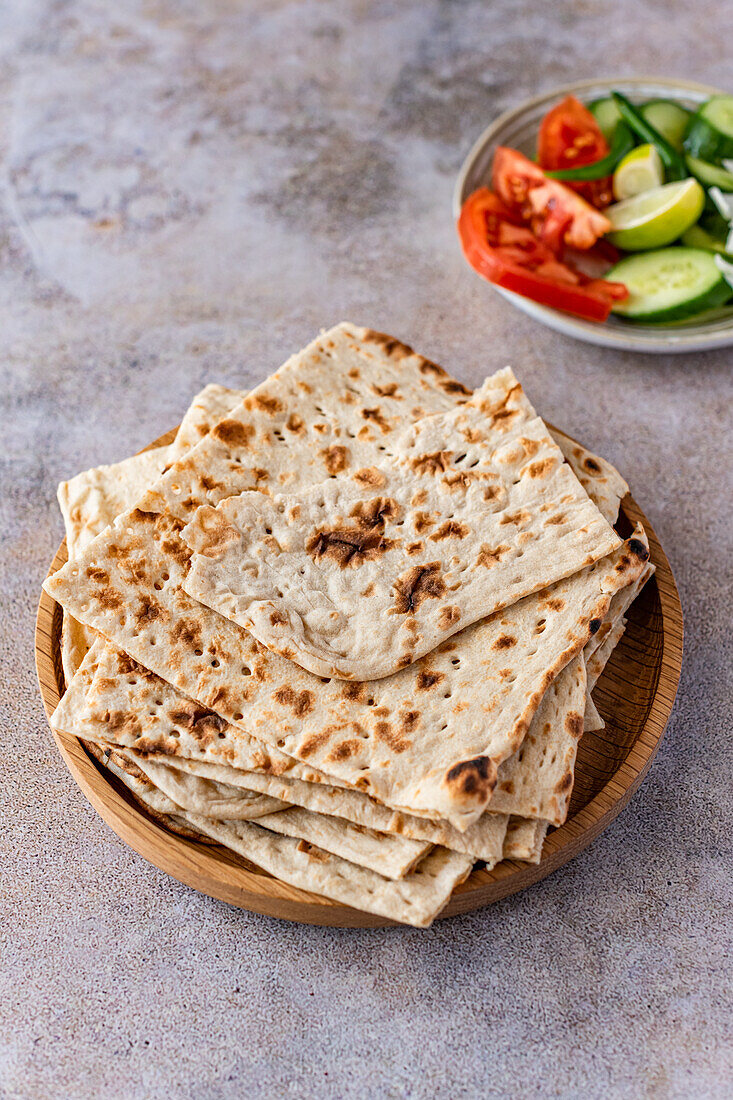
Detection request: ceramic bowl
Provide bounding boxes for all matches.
[453,77,733,353]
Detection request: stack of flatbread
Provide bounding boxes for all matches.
[45,323,653,927]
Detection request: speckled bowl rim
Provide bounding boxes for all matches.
[452,76,733,353]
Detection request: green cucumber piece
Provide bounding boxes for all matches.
[684,95,733,162]
[606,247,732,322]
[640,100,691,152]
[680,223,733,258]
[612,92,688,180]
[588,96,622,142]
[685,154,733,191]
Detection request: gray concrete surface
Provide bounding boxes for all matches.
[1,2,731,1098]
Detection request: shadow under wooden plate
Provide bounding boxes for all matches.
[35,428,683,927]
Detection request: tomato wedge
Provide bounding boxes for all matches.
[457,188,627,323]
[538,95,608,170]
[537,96,613,207]
[491,147,611,251]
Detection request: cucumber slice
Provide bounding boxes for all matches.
[606,247,732,322]
[680,223,733,258]
[685,154,733,191]
[640,99,691,152]
[684,95,733,162]
[588,96,622,142]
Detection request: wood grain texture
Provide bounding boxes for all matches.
[35,428,683,927]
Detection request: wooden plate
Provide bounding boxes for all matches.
[35,429,683,926]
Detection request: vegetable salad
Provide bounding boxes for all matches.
[459,91,733,324]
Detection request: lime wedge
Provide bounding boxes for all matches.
[613,144,664,200]
[605,179,705,251]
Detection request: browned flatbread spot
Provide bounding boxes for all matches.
[212,420,256,449]
[305,497,400,569]
[273,685,315,717]
[168,702,228,745]
[353,467,386,488]
[361,407,391,433]
[438,606,461,630]
[416,668,445,691]
[476,544,510,568]
[444,756,497,800]
[429,520,469,541]
[86,566,110,584]
[96,588,123,611]
[565,712,584,739]
[296,840,330,862]
[327,738,363,762]
[410,450,451,476]
[500,510,531,528]
[371,382,399,398]
[414,511,438,534]
[392,563,446,614]
[135,595,167,625]
[492,634,517,649]
[245,392,283,415]
[322,445,349,474]
[374,721,411,754]
[524,457,556,479]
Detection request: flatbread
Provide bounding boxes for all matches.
[56,384,244,683]
[83,741,206,841]
[52,642,510,862]
[122,752,431,878]
[58,445,174,560]
[58,445,175,681]
[503,817,549,863]
[587,617,627,691]
[50,528,647,832]
[181,372,619,679]
[550,430,629,527]
[123,753,288,820]
[246,806,430,880]
[166,384,245,464]
[46,325,646,828]
[487,653,586,825]
[584,692,605,733]
[180,814,474,928]
[585,561,654,662]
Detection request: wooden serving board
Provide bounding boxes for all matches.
[35,429,683,927]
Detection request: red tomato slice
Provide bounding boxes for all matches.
[538,95,608,170]
[457,188,627,323]
[537,96,613,207]
[491,147,611,250]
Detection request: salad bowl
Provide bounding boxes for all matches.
[453,77,733,353]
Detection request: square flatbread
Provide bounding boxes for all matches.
[181,372,619,680]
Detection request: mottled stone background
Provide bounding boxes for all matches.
[1,2,731,1098]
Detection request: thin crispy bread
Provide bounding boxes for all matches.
[165,384,245,464]
[241,806,430,879]
[584,691,605,733]
[550,430,629,527]
[503,817,549,863]
[181,372,619,679]
[487,653,586,825]
[121,752,288,820]
[52,642,510,862]
[180,814,474,928]
[45,325,646,828]
[56,384,242,682]
[50,531,648,831]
